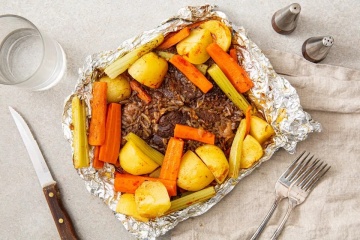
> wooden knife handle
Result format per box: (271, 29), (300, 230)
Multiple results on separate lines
(43, 183), (79, 240)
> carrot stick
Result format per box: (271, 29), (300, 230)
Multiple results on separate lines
(169, 55), (213, 93)
(157, 27), (190, 50)
(129, 80), (152, 104)
(92, 146), (104, 169)
(174, 124), (215, 144)
(159, 137), (184, 181)
(245, 106), (252, 136)
(229, 48), (238, 63)
(114, 173), (177, 196)
(88, 82), (107, 145)
(99, 103), (121, 164)
(206, 43), (254, 93)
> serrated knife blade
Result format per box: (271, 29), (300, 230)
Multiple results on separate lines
(9, 106), (78, 240)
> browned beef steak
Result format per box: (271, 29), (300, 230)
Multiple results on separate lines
(121, 65), (243, 154)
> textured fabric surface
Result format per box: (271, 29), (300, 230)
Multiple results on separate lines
(263, 49), (360, 113)
(1, 1), (359, 240)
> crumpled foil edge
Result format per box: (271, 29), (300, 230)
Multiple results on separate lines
(61, 4), (321, 240)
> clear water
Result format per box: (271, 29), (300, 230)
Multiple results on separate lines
(0, 28), (43, 83)
(0, 28), (66, 90)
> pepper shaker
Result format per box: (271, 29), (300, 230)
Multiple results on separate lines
(302, 36), (334, 63)
(272, 3), (301, 34)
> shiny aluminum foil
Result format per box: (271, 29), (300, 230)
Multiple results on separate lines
(62, 4), (321, 240)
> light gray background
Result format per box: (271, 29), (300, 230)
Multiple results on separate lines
(1, 1), (359, 240)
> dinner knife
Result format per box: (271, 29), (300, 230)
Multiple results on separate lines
(9, 106), (78, 240)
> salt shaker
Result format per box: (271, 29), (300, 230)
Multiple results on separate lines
(302, 36), (334, 63)
(272, 3), (301, 35)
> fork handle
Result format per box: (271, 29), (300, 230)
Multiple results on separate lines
(270, 199), (296, 240)
(249, 196), (283, 240)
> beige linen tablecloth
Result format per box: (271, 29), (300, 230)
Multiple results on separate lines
(1, 1), (360, 240)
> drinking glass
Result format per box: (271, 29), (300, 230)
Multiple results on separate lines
(0, 14), (66, 91)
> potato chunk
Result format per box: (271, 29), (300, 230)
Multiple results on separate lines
(177, 150), (215, 191)
(241, 135), (264, 169)
(128, 52), (168, 89)
(250, 116), (275, 144)
(176, 28), (213, 64)
(200, 20), (232, 52)
(116, 193), (149, 222)
(195, 144), (229, 184)
(119, 140), (159, 175)
(99, 75), (131, 103)
(135, 181), (171, 218)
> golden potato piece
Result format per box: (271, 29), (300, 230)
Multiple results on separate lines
(250, 116), (275, 144)
(241, 135), (264, 169)
(177, 150), (215, 191)
(135, 181), (171, 218)
(128, 52), (168, 89)
(195, 144), (229, 184)
(200, 20), (232, 52)
(99, 75), (131, 103)
(176, 28), (213, 64)
(116, 193), (149, 222)
(119, 140), (159, 175)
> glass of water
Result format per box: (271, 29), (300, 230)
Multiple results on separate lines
(0, 15), (66, 91)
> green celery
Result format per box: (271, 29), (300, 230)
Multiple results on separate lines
(167, 186), (216, 213)
(207, 64), (250, 112)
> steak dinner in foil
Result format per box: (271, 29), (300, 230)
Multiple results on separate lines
(62, 5), (321, 239)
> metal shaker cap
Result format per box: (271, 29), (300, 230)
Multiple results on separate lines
(272, 3), (301, 34)
(302, 36), (334, 63)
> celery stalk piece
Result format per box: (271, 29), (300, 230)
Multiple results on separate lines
(207, 64), (250, 112)
(156, 51), (175, 61)
(195, 63), (209, 75)
(167, 186), (216, 214)
(104, 34), (164, 79)
(124, 132), (164, 165)
(71, 96), (90, 168)
(228, 119), (247, 178)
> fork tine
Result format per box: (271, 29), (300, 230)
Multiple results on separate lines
(286, 152), (313, 181)
(297, 159), (323, 188)
(282, 151), (306, 177)
(295, 158), (320, 187)
(303, 165), (331, 191)
(290, 155), (315, 182)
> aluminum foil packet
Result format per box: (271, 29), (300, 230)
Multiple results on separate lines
(62, 4), (321, 240)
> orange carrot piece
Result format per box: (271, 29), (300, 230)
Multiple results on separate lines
(206, 43), (254, 93)
(114, 173), (177, 196)
(129, 80), (152, 104)
(159, 137), (184, 181)
(157, 27), (190, 50)
(88, 82), (107, 146)
(92, 146), (104, 169)
(245, 106), (252, 136)
(99, 103), (121, 164)
(174, 124), (215, 144)
(169, 55), (213, 93)
(229, 48), (238, 63)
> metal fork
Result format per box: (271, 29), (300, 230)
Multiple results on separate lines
(250, 151), (314, 240)
(270, 157), (331, 239)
